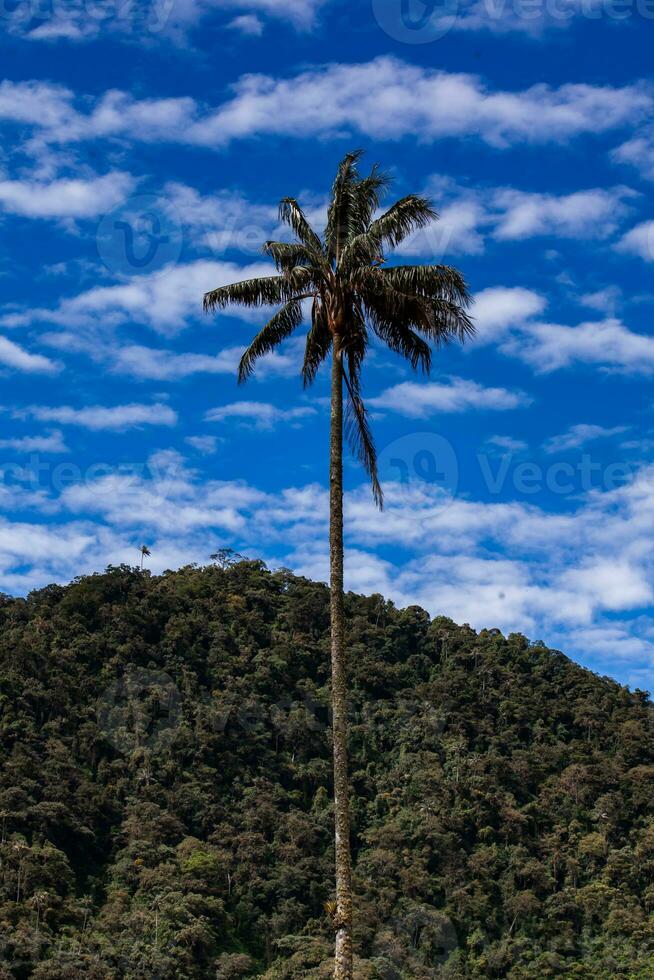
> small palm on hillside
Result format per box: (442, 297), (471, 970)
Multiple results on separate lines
(204, 150), (474, 979)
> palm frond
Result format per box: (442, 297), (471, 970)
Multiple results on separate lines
(338, 230), (384, 275)
(203, 153), (474, 515)
(423, 298), (476, 345)
(361, 280), (474, 347)
(263, 240), (321, 273)
(378, 264), (472, 306)
(342, 356), (383, 509)
(368, 195), (437, 249)
(367, 308), (432, 372)
(353, 163), (391, 233)
(326, 151), (364, 262)
(203, 275), (297, 314)
(238, 300), (305, 382)
(302, 298), (332, 387)
(278, 199), (324, 254)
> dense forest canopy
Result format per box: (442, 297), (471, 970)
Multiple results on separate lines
(0, 560), (653, 978)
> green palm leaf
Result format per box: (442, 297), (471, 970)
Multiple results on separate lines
(203, 150), (474, 505)
(238, 300), (305, 382)
(302, 299), (332, 387)
(203, 275), (295, 313)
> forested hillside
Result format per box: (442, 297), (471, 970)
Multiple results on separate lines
(1, 561), (653, 978)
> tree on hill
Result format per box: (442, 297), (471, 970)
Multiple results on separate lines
(203, 152), (473, 978)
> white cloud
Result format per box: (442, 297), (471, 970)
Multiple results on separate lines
(492, 186), (633, 240)
(26, 19), (87, 40)
(561, 561), (652, 613)
(159, 177), (631, 272)
(506, 317), (654, 374)
(185, 435), (220, 454)
(472, 286), (546, 343)
(615, 220), (654, 261)
(227, 13), (265, 34)
(396, 194), (488, 257)
(161, 182), (277, 254)
(455, 286), (654, 377)
(579, 286), (622, 313)
(0, 79), (74, 127)
(399, 179), (631, 259)
(183, 60), (651, 150)
(0, 431), (68, 453)
(15, 0), (325, 43)
(369, 377), (530, 416)
(2, 64), (649, 151)
(0, 336), (60, 374)
(7, 0), (639, 46)
(543, 423), (629, 454)
(15, 403), (177, 431)
(205, 401), (316, 428)
(0, 171), (135, 219)
(109, 345), (243, 380)
(2, 445), (654, 683)
(5, 259), (277, 334)
(612, 128), (654, 181)
(486, 435), (529, 453)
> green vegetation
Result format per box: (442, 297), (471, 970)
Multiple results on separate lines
(1, 560), (653, 978)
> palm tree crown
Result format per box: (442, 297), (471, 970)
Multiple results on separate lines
(203, 151), (474, 506)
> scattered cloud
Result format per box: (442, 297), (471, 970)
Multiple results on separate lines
(185, 435), (220, 454)
(0, 171), (135, 219)
(205, 401), (316, 428)
(3, 450), (654, 681)
(612, 128), (654, 181)
(2, 64), (649, 152)
(109, 345), (243, 380)
(491, 186), (634, 240)
(472, 286), (546, 343)
(12, 0), (326, 44)
(0, 430), (68, 453)
(3, 259), (277, 335)
(14, 403), (177, 431)
(615, 220), (654, 261)
(401, 178), (635, 258)
(0, 336), (60, 374)
(543, 423), (629, 454)
(579, 286), (622, 313)
(181, 61), (652, 150)
(486, 435), (529, 453)
(506, 317), (654, 374)
(227, 13), (265, 34)
(369, 377), (530, 416)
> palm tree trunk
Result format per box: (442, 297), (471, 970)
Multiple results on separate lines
(329, 342), (354, 979)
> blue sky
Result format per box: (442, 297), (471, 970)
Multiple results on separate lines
(1, 0), (654, 689)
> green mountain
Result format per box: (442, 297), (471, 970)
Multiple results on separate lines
(1, 561), (653, 979)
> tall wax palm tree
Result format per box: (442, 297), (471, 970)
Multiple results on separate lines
(203, 152), (474, 979)
(139, 545), (151, 570)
